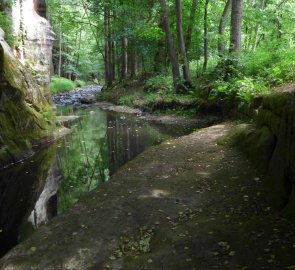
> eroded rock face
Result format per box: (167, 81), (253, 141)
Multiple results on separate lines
(28, 160), (61, 228)
(0, 28), (53, 167)
(11, 0), (54, 93)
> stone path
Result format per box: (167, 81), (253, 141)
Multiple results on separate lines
(1, 124), (295, 270)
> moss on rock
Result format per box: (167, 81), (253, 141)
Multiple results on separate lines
(224, 87), (295, 220)
(0, 28), (54, 167)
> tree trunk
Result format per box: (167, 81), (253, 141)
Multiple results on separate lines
(277, 13), (282, 39)
(229, 0), (244, 58)
(175, 0), (191, 84)
(218, 0), (232, 57)
(58, 22), (62, 77)
(112, 41), (116, 81)
(75, 28), (82, 70)
(159, 0), (180, 88)
(121, 37), (128, 80)
(104, 7), (113, 87)
(185, 0), (198, 53)
(154, 22), (165, 73)
(108, 27), (114, 82)
(154, 38), (165, 73)
(129, 43), (137, 78)
(252, 0), (266, 51)
(203, 0), (209, 70)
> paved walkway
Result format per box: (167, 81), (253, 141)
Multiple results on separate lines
(1, 124), (295, 270)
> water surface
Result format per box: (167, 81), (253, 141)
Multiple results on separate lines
(0, 106), (196, 257)
(56, 106), (174, 212)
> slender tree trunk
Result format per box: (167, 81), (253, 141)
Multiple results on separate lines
(154, 22), (165, 73)
(185, 0), (198, 52)
(58, 22), (62, 77)
(229, 0), (244, 58)
(252, 0), (266, 51)
(130, 52), (137, 78)
(112, 41), (116, 80)
(203, 0), (209, 70)
(154, 38), (165, 73)
(247, 26), (254, 51)
(121, 37), (128, 80)
(108, 28), (113, 82)
(104, 8), (109, 85)
(159, 0), (180, 88)
(277, 13), (282, 39)
(129, 42), (137, 78)
(252, 24), (259, 51)
(75, 28), (82, 69)
(104, 7), (113, 87)
(218, 0), (232, 57)
(175, 0), (191, 84)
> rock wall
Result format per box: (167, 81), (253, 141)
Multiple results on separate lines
(0, 145), (56, 257)
(0, 28), (54, 168)
(228, 86), (295, 219)
(11, 0), (54, 94)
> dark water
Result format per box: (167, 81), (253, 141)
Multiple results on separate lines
(0, 106), (197, 257)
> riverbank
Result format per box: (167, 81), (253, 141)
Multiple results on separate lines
(1, 123), (295, 269)
(53, 84), (222, 129)
(97, 78), (221, 118)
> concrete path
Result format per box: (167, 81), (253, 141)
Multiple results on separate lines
(1, 124), (295, 270)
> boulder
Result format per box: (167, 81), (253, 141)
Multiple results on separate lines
(80, 95), (97, 104)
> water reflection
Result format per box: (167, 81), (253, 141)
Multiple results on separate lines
(0, 146), (57, 257)
(56, 107), (171, 212)
(28, 160), (61, 228)
(0, 106), (195, 257)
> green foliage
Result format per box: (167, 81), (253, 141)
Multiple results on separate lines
(118, 93), (138, 107)
(57, 107), (110, 211)
(49, 76), (77, 93)
(207, 42), (295, 110)
(241, 46), (295, 85)
(49, 0), (295, 111)
(48, 0), (103, 80)
(49, 76), (90, 93)
(0, 11), (14, 46)
(75, 79), (87, 87)
(143, 75), (173, 93)
(210, 77), (268, 108)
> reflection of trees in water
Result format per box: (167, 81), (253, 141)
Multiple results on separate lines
(57, 111), (109, 213)
(56, 109), (172, 214)
(0, 108), (187, 257)
(107, 114), (149, 175)
(0, 146), (57, 257)
(28, 159), (61, 229)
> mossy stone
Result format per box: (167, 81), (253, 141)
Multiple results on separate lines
(0, 27), (54, 166)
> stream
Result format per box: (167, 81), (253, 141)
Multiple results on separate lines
(0, 98), (198, 257)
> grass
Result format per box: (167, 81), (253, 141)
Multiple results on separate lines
(49, 76), (91, 94)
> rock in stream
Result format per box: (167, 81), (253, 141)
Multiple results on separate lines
(53, 85), (102, 106)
